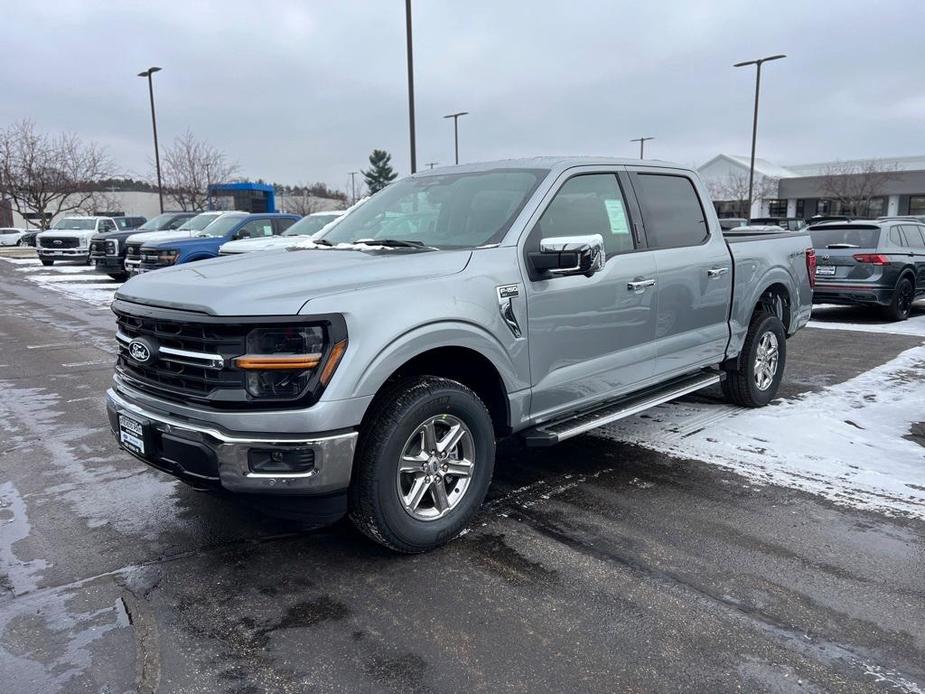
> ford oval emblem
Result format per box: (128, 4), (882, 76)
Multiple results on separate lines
(128, 339), (153, 363)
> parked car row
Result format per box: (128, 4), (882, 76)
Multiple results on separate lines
(35, 215), (147, 266)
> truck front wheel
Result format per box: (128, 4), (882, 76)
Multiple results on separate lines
(40, 258), (54, 266)
(722, 311), (786, 408)
(349, 376), (496, 553)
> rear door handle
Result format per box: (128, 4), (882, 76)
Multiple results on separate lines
(627, 278), (656, 292)
(707, 267), (729, 278)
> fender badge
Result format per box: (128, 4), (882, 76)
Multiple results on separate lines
(497, 284), (520, 300)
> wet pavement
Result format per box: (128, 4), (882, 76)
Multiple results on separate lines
(1, 260), (923, 693)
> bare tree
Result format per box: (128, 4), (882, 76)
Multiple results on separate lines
(281, 187), (319, 216)
(817, 160), (900, 217)
(706, 170), (779, 217)
(0, 119), (112, 229)
(161, 130), (237, 211)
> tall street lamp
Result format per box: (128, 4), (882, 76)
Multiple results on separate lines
(734, 54), (786, 219)
(443, 112), (468, 165)
(348, 171), (359, 204)
(137, 66), (164, 213)
(630, 136), (654, 159)
(404, 0), (417, 174)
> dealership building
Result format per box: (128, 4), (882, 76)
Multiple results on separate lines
(698, 154), (925, 220)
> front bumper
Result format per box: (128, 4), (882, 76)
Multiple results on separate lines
(38, 248), (89, 259)
(92, 255), (124, 271)
(106, 387), (358, 496)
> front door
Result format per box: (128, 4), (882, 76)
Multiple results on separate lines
(627, 169), (733, 377)
(522, 170), (658, 422)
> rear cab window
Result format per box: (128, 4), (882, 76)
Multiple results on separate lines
(631, 173), (708, 249)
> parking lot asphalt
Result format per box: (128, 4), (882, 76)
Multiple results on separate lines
(1, 257), (924, 693)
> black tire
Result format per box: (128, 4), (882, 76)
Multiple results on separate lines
(722, 311), (787, 408)
(40, 258), (54, 266)
(349, 376), (496, 553)
(884, 276), (914, 322)
(108, 272), (129, 282)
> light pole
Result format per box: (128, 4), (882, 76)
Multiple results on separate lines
(404, 0), (417, 174)
(734, 53), (786, 219)
(348, 171), (359, 204)
(137, 67), (164, 213)
(630, 136), (654, 159)
(443, 112), (468, 165)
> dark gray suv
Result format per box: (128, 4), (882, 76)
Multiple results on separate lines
(811, 220), (925, 320)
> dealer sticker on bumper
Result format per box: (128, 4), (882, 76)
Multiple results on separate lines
(119, 414), (145, 455)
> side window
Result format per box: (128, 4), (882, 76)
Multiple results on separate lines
(275, 217), (296, 234)
(633, 173), (707, 249)
(167, 216), (186, 229)
(236, 218), (274, 239)
(889, 227), (906, 246)
(902, 225), (925, 249)
(98, 219), (116, 232)
(531, 173), (634, 257)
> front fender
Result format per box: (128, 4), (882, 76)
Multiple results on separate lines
(347, 320), (522, 400)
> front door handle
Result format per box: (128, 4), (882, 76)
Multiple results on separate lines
(627, 278), (656, 293)
(707, 266), (729, 278)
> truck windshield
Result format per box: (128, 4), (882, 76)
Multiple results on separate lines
(282, 215), (341, 237)
(809, 226), (881, 249)
(133, 214), (175, 231)
(176, 213), (222, 232)
(320, 169), (548, 249)
(195, 216), (247, 238)
(52, 218), (96, 230)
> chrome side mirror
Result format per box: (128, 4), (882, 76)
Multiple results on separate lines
(531, 234), (606, 278)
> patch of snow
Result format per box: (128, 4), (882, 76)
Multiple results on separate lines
(598, 345), (925, 519)
(0, 257), (41, 265)
(807, 318), (925, 337)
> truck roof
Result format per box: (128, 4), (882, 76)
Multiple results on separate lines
(413, 156), (692, 177)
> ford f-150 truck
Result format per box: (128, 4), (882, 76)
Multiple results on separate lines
(90, 212), (196, 280)
(136, 213), (300, 272)
(123, 211), (237, 275)
(106, 157), (814, 553)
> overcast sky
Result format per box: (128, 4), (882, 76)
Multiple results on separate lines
(3, 0), (923, 193)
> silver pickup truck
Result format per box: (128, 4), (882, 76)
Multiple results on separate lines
(106, 157), (814, 552)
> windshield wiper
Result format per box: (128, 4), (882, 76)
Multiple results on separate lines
(311, 238), (333, 246)
(350, 238), (435, 249)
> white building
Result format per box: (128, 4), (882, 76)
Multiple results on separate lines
(698, 154), (925, 220)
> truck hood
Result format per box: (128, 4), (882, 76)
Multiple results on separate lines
(219, 236), (304, 254)
(125, 230), (193, 245)
(115, 247), (472, 315)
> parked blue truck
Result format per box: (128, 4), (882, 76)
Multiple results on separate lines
(137, 213), (299, 272)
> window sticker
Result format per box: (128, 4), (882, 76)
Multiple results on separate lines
(604, 199), (630, 235)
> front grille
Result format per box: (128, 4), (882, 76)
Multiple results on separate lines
(115, 309), (247, 401)
(40, 236), (79, 249)
(140, 252), (161, 265)
(90, 240), (109, 256)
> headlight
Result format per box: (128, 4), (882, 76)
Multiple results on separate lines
(106, 239), (119, 255)
(234, 326), (346, 399)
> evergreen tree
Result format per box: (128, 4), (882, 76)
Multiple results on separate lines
(363, 149), (398, 194)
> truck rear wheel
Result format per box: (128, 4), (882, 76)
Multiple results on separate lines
(722, 311), (786, 408)
(349, 376), (495, 553)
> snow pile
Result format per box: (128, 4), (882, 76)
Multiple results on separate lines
(599, 344), (925, 519)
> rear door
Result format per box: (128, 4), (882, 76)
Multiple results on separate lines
(900, 225), (925, 291)
(522, 168), (658, 421)
(626, 168), (732, 378)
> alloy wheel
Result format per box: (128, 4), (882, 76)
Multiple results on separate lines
(396, 414), (475, 521)
(753, 331), (779, 392)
